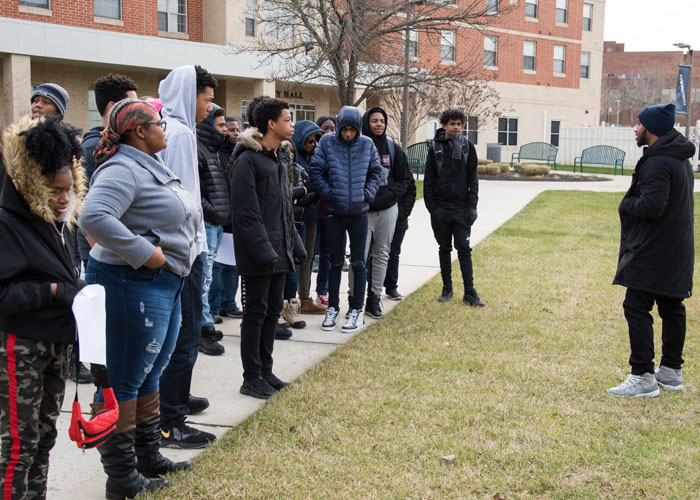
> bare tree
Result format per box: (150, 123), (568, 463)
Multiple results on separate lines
(381, 78), (505, 146)
(602, 67), (675, 126)
(236, 0), (513, 108)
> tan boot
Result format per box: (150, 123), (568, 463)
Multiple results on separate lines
(283, 298), (306, 329)
(300, 297), (327, 315)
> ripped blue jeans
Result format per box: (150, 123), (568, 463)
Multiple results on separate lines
(85, 258), (183, 402)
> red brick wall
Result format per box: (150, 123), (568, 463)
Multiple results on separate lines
(1, 0), (203, 42)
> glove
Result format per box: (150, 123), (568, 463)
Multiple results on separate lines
(54, 279), (87, 307)
(466, 209), (478, 226)
(262, 257), (279, 274)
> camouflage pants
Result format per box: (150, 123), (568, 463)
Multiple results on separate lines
(0, 333), (69, 500)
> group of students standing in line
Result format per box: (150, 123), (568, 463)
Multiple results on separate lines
(0, 64), (486, 500)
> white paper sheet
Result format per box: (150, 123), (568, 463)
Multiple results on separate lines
(215, 232), (236, 266)
(71, 284), (107, 365)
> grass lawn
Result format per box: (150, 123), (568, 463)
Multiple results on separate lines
(148, 192), (700, 500)
(416, 179), (423, 200)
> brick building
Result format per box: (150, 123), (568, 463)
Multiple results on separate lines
(600, 41), (698, 128)
(1, 0), (604, 159)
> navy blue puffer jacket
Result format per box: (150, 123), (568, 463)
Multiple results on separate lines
(308, 106), (382, 216)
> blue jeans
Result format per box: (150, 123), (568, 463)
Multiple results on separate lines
(384, 228), (406, 293)
(201, 223), (223, 327)
(284, 225), (306, 300)
(209, 262), (239, 312)
(325, 213), (368, 310)
(85, 258), (183, 403)
(159, 253), (205, 426)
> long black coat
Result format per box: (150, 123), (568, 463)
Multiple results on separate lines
(230, 128), (306, 277)
(197, 119), (230, 226)
(614, 129), (695, 298)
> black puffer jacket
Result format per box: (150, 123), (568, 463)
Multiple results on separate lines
(424, 128), (478, 215)
(614, 129), (695, 298)
(0, 116), (86, 344)
(231, 128), (306, 277)
(197, 110), (230, 226)
(396, 174), (417, 233)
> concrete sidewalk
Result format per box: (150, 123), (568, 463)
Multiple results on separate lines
(47, 174), (637, 499)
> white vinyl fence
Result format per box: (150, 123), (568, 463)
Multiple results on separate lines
(559, 126), (699, 169)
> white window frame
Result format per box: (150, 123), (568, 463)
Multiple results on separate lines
(245, 0), (256, 37)
(94, 0), (121, 19)
(486, 0), (498, 14)
(556, 0), (567, 24)
(550, 120), (561, 147)
(523, 41), (536, 71)
(554, 45), (566, 75)
(288, 103), (316, 122)
(440, 30), (456, 62)
(582, 3), (592, 31)
(525, 0), (537, 19)
(580, 51), (590, 79)
(404, 29), (419, 58)
(19, 0), (50, 8)
(158, 0), (187, 34)
(484, 35), (498, 68)
(264, 1), (294, 40)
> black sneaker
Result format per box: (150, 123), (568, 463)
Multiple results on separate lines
(365, 294), (382, 319)
(70, 362), (94, 384)
(240, 378), (278, 399)
(212, 314), (223, 324)
(187, 394), (210, 415)
(463, 289), (485, 307)
(220, 306), (244, 318)
(438, 287), (454, 302)
(160, 422), (216, 449)
(264, 373), (290, 390)
(386, 289), (403, 301)
(275, 323), (293, 340)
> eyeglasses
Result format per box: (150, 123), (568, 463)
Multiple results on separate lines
(143, 120), (167, 131)
(306, 138), (318, 145)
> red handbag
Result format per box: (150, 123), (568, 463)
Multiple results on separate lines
(68, 364), (119, 449)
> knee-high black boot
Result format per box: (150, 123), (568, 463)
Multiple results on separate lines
(95, 399), (169, 500)
(134, 392), (190, 477)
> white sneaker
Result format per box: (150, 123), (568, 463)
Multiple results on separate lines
(322, 307), (339, 331)
(341, 309), (365, 333)
(608, 373), (659, 398)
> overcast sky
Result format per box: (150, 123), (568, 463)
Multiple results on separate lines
(604, 0), (700, 52)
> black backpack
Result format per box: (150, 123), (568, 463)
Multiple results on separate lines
(433, 135), (470, 175)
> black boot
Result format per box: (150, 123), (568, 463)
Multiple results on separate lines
(135, 418), (191, 477)
(98, 430), (169, 500)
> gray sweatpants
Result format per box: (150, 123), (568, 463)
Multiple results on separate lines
(348, 204), (399, 298)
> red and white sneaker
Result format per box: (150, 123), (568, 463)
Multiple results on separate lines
(317, 293), (329, 306)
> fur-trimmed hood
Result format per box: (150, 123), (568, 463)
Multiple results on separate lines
(1, 115), (86, 228)
(240, 126), (263, 152)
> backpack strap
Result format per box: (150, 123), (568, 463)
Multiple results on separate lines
(387, 137), (395, 167)
(434, 141), (444, 175)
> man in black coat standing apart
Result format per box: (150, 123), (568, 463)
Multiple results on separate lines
(231, 98), (306, 400)
(609, 102), (695, 398)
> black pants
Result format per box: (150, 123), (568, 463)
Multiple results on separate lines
(159, 253), (205, 427)
(240, 273), (285, 381)
(430, 208), (474, 290)
(623, 288), (686, 375)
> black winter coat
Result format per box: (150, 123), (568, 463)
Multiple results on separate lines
(614, 129), (695, 298)
(231, 128), (306, 277)
(396, 174), (417, 233)
(424, 128), (479, 217)
(197, 120), (230, 226)
(0, 117), (86, 344)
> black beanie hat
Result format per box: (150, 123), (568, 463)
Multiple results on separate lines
(638, 103), (676, 137)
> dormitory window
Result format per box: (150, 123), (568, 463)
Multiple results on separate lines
(580, 52), (591, 79)
(289, 103), (316, 122)
(523, 41), (536, 71)
(525, 0), (537, 19)
(404, 30), (419, 58)
(583, 3), (593, 31)
(264, 2), (294, 40)
(245, 0), (255, 36)
(554, 45), (566, 74)
(19, 0), (49, 7)
(550, 120), (561, 147)
(498, 118), (518, 146)
(94, 0), (121, 19)
(484, 35), (498, 68)
(440, 30), (455, 62)
(462, 116), (479, 145)
(158, 0), (187, 34)
(556, 0), (567, 24)
(486, 0), (498, 14)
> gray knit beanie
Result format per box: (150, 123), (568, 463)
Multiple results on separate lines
(31, 83), (69, 117)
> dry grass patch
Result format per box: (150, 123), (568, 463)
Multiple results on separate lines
(147, 192), (700, 500)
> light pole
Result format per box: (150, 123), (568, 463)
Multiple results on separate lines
(615, 99), (621, 126)
(674, 42), (694, 138)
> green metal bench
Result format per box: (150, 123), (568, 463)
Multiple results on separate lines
(510, 142), (559, 170)
(406, 141), (430, 179)
(573, 145), (626, 175)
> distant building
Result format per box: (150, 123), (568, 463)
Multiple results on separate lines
(1, 0), (603, 159)
(601, 41), (698, 128)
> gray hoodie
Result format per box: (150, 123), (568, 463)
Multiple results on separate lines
(157, 65), (207, 254)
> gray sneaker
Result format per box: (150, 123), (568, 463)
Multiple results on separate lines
(608, 373), (659, 398)
(655, 365), (683, 390)
(322, 307), (339, 331)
